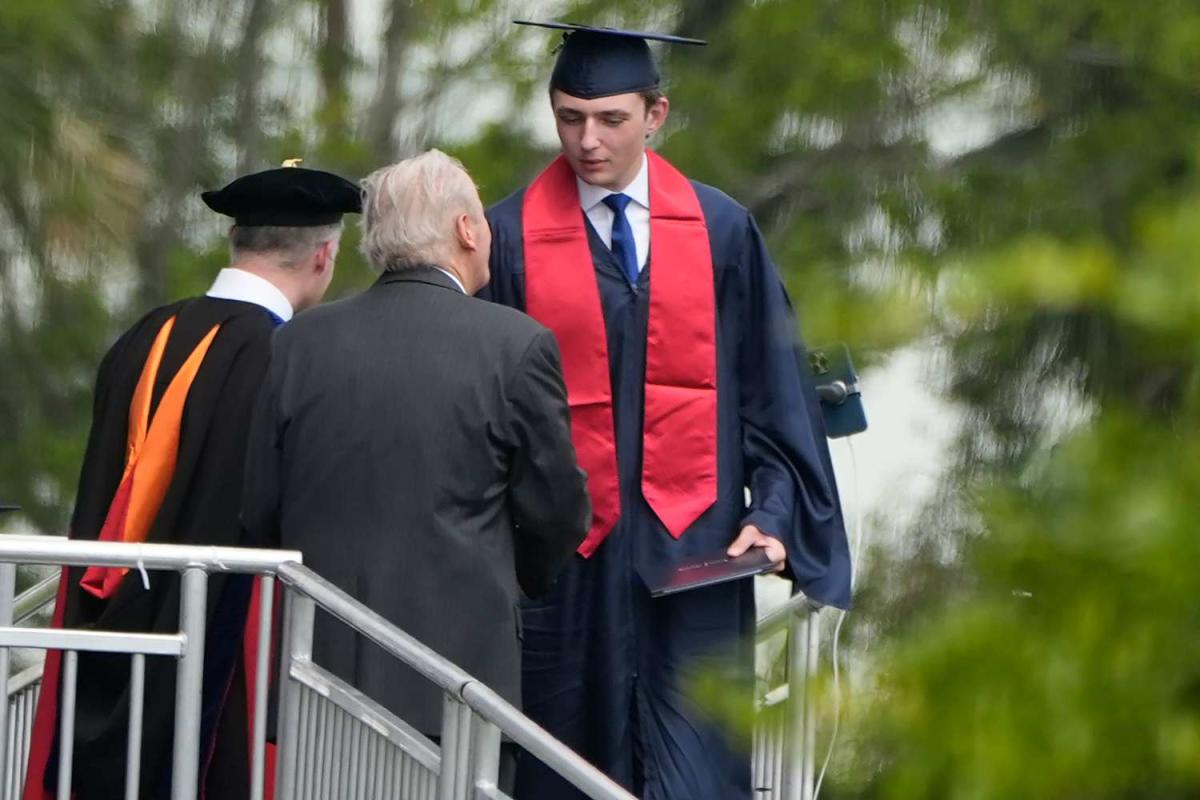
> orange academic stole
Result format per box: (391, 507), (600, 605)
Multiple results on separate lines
(80, 315), (222, 598)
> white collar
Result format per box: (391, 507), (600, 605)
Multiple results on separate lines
(433, 267), (467, 294)
(205, 268), (294, 322)
(576, 153), (650, 212)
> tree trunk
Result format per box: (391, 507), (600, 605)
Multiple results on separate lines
(366, 0), (413, 163)
(135, 0), (235, 309)
(234, 0), (274, 173)
(317, 0), (352, 153)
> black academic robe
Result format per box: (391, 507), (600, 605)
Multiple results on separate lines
(29, 296), (277, 800)
(484, 178), (851, 800)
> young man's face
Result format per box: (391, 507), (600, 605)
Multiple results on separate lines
(552, 89), (669, 191)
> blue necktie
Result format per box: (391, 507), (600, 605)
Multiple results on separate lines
(603, 193), (639, 285)
(266, 310), (285, 327)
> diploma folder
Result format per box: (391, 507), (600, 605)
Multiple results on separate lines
(648, 548), (776, 598)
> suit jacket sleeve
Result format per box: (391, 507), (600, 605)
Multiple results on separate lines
(736, 213), (852, 608)
(505, 328), (591, 598)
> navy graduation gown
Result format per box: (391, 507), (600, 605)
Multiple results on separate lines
(483, 178), (850, 800)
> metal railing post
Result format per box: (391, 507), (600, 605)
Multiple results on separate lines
(126, 653), (146, 800)
(171, 567), (209, 800)
(781, 605), (815, 800)
(57, 651), (78, 800)
(437, 694), (472, 800)
(0, 562), (15, 796)
(802, 608), (821, 799)
(250, 575), (275, 800)
(470, 713), (502, 798)
(276, 589), (314, 800)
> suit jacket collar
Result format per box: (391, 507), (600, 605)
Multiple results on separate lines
(376, 265), (464, 293)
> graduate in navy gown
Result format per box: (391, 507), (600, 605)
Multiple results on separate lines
(482, 21), (853, 800)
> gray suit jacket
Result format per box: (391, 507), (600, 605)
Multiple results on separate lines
(242, 266), (590, 732)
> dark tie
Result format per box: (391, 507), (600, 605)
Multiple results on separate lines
(266, 310), (285, 327)
(602, 193), (639, 285)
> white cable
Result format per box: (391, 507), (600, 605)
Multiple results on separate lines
(813, 436), (864, 799)
(135, 545), (151, 591)
(209, 547), (231, 573)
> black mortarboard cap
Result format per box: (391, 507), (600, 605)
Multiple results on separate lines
(202, 162), (362, 227)
(515, 20), (706, 100)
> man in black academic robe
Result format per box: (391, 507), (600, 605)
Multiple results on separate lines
(24, 165), (360, 800)
(483, 24), (852, 800)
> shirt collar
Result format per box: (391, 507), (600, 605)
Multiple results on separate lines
(576, 153), (650, 212)
(205, 268), (294, 322)
(433, 267), (467, 294)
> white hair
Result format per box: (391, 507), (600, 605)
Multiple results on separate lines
(359, 149), (482, 274)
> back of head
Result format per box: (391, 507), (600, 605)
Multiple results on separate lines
(360, 150), (483, 274)
(229, 223), (343, 268)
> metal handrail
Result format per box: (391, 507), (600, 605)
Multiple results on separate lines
(0, 627), (185, 656)
(0, 535), (302, 573)
(13, 575), (57, 625)
(0, 538), (303, 800)
(757, 591), (822, 639)
(277, 563), (473, 698)
(276, 561), (635, 800)
(1, 544), (634, 800)
(4, 550), (818, 800)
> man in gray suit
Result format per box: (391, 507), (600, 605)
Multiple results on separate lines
(242, 150), (590, 742)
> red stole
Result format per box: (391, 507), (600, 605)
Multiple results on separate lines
(523, 151), (717, 556)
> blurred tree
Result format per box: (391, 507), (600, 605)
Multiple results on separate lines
(0, 0), (145, 531)
(0, 0), (531, 530)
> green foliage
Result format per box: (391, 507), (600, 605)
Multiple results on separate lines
(444, 122), (554, 206)
(838, 407), (1200, 798)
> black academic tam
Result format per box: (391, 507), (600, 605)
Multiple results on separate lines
(202, 165), (362, 227)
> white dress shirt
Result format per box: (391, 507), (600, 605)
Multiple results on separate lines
(577, 154), (650, 272)
(206, 268), (294, 322)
